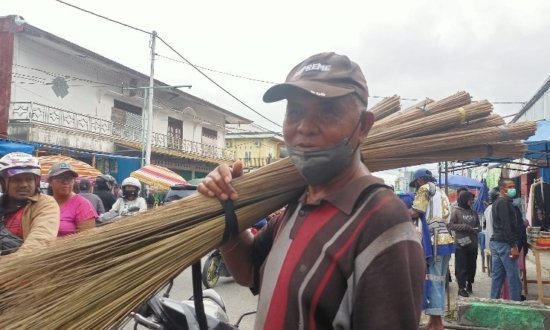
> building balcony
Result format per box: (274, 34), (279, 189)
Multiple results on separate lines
(9, 102), (235, 162)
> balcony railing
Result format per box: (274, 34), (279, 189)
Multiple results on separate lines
(9, 102), (235, 161)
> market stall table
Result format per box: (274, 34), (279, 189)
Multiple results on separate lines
(527, 243), (550, 304)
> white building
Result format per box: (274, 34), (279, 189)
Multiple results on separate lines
(0, 15), (251, 180)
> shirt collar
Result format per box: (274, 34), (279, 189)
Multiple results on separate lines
(299, 175), (386, 215)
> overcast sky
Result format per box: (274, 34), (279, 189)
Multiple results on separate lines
(5, 0), (550, 133)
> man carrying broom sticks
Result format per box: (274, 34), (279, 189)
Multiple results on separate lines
(409, 168), (454, 330)
(199, 52), (425, 329)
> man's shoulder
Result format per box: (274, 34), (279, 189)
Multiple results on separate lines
(324, 174), (390, 214)
(29, 193), (55, 204)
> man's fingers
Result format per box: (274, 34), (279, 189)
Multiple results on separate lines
(231, 160), (244, 180)
(197, 164), (239, 200)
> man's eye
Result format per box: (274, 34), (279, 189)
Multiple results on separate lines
(285, 108), (303, 121)
(318, 109), (340, 121)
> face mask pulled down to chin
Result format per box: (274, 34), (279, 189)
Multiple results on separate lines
(287, 112), (365, 187)
(288, 137), (356, 187)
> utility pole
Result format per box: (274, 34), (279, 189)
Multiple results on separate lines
(144, 31), (157, 166)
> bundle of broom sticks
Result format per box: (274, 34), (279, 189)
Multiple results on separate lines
(0, 91), (537, 329)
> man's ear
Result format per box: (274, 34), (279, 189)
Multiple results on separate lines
(359, 111), (375, 138)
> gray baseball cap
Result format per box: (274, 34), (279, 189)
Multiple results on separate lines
(48, 162), (78, 179)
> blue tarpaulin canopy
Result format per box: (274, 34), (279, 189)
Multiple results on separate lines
(437, 174), (483, 189)
(0, 140), (35, 155)
(473, 179), (489, 213)
(525, 120), (550, 167)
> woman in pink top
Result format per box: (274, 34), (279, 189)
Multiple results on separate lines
(47, 162), (96, 236)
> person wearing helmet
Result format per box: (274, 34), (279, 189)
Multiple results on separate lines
(409, 168), (454, 330)
(94, 174), (117, 212)
(0, 152), (60, 255)
(48, 162), (97, 236)
(110, 177), (147, 215)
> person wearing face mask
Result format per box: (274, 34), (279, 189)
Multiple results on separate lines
(198, 52), (425, 329)
(490, 178), (522, 301)
(448, 191), (480, 298)
(409, 168), (454, 330)
(0, 152), (59, 255)
(110, 177), (147, 216)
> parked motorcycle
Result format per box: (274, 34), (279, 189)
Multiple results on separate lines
(201, 249), (231, 289)
(201, 218), (268, 289)
(131, 278), (255, 330)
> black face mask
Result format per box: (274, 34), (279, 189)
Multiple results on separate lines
(287, 113), (363, 186)
(123, 188), (139, 200)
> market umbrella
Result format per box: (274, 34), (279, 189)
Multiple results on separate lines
(131, 164), (187, 190)
(38, 155), (102, 183)
(473, 179), (489, 214)
(437, 174), (483, 189)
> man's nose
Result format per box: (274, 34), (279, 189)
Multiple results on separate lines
(296, 113), (320, 135)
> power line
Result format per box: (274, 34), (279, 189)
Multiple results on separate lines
(156, 35), (282, 129)
(56, 0), (151, 35)
(156, 54), (277, 85)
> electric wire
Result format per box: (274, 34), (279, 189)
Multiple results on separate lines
(56, 0), (151, 35)
(156, 54), (277, 85)
(156, 35), (282, 129)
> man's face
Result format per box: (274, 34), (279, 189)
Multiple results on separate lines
(415, 178), (425, 189)
(282, 92), (372, 152)
(501, 180), (515, 195)
(6, 173), (37, 200)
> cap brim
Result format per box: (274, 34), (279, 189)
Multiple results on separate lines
(49, 169), (78, 178)
(263, 81), (354, 103)
(409, 179), (417, 188)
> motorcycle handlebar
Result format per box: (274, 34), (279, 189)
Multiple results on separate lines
(129, 312), (164, 330)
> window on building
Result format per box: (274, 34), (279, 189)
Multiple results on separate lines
(168, 117), (183, 150)
(202, 127), (218, 140)
(112, 100), (142, 140)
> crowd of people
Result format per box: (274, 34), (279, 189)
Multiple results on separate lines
(0, 152), (146, 256)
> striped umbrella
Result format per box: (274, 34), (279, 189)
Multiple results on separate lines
(130, 164), (187, 190)
(38, 155), (102, 183)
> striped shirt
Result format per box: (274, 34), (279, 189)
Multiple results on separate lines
(251, 175), (425, 329)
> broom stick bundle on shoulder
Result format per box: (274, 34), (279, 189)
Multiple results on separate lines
(373, 91), (471, 129)
(0, 91), (537, 329)
(368, 95), (400, 121)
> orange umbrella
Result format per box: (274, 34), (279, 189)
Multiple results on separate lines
(131, 164), (187, 190)
(39, 155), (102, 182)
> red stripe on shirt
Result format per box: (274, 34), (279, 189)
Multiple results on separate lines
(308, 194), (394, 330)
(263, 204), (338, 330)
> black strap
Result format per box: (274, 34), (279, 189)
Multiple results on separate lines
(191, 261), (208, 330)
(220, 199), (239, 243)
(352, 183), (391, 212)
